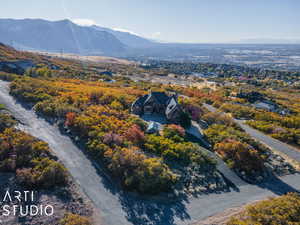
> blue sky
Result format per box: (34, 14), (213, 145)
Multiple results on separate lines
(1, 0), (299, 43)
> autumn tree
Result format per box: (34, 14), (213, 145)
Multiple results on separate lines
(215, 139), (263, 174)
(163, 124), (185, 142)
(65, 112), (77, 127)
(16, 158), (67, 188)
(102, 132), (123, 147)
(124, 124), (146, 146)
(89, 91), (103, 104)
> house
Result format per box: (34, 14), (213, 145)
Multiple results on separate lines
(0, 60), (34, 75)
(237, 91), (264, 103)
(99, 70), (113, 76)
(131, 91), (182, 123)
(253, 101), (276, 111)
(252, 100), (290, 115)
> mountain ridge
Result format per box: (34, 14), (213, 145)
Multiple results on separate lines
(91, 25), (156, 48)
(0, 18), (126, 55)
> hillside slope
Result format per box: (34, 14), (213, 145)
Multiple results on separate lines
(0, 18), (125, 54)
(92, 25), (155, 48)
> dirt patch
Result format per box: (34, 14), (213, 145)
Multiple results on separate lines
(35, 52), (135, 65)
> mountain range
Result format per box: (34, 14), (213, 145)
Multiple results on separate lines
(0, 18), (155, 55)
(1, 18), (300, 59)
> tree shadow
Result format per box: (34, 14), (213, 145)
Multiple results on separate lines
(79, 155), (193, 225)
(257, 172), (300, 195)
(219, 173), (241, 193)
(117, 192), (191, 225)
(86, 159), (239, 225)
(13, 98), (35, 110)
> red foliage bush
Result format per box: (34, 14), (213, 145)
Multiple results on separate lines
(124, 125), (146, 146)
(102, 132), (123, 147)
(65, 112), (76, 127)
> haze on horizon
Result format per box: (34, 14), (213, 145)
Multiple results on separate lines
(1, 0), (300, 44)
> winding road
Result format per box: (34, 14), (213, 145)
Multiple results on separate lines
(237, 122), (300, 162)
(1, 80), (300, 225)
(203, 103), (300, 163)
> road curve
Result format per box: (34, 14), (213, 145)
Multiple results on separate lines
(1, 81), (300, 225)
(236, 121), (300, 162)
(203, 103), (300, 163)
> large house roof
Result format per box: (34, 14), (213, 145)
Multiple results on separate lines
(145, 92), (170, 105)
(133, 94), (149, 106)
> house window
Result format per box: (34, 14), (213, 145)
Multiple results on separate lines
(144, 106), (153, 113)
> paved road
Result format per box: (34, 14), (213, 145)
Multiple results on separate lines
(236, 121), (300, 162)
(202, 149), (248, 187)
(1, 81), (300, 225)
(203, 103), (300, 163)
(187, 122), (247, 186)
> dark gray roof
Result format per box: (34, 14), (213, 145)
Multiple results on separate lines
(145, 92), (170, 105)
(133, 94), (149, 106)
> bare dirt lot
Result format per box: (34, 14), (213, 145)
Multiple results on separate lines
(33, 51), (135, 65)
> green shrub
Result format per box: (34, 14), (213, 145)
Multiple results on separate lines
(0, 72), (18, 81)
(215, 139), (264, 175)
(0, 113), (16, 132)
(135, 158), (177, 193)
(227, 193), (300, 225)
(145, 134), (215, 165)
(163, 124), (185, 142)
(17, 158), (68, 188)
(0, 128), (68, 189)
(60, 213), (91, 225)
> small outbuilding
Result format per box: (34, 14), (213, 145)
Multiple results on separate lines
(146, 122), (160, 134)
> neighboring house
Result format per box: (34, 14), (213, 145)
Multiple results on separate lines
(99, 70), (113, 76)
(0, 60), (34, 74)
(253, 100), (290, 115)
(237, 91), (264, 103)
(131, 91), (182, 123)
(253, 101), (276, 111)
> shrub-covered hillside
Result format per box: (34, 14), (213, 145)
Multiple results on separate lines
(0, 108), (94, 224)
(8, 76), (219, 194)
(0, 110), (68, 188)
(227, 193), (300, 225)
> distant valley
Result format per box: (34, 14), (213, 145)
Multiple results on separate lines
(1, 18), (300, 71)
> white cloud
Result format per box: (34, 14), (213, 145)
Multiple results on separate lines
(151, 32), (161, 38)
(112, 28), (139, 36)
(71, 19), (141, 36)
(72, 18), (97, 26)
